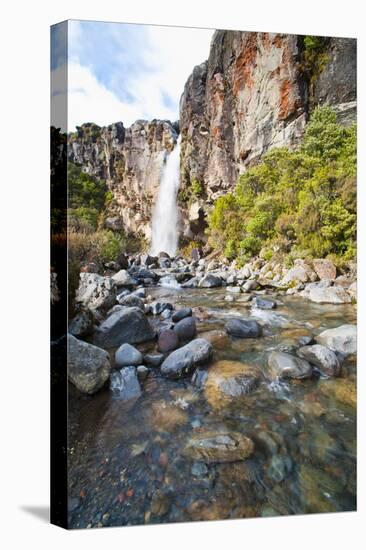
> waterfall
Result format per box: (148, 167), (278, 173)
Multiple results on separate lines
(150, 136), (181, 257)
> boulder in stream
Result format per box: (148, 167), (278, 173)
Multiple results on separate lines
(267, 351), (313, 380)
(225, 318), (262, 338)
(94, 306), (155, 348)
(297, 344), (341, 377)
(160, 338), (213, 378)
(182, 431), (254, 463)
(68, 334), (110, 394)
(316, 324), (357, 356)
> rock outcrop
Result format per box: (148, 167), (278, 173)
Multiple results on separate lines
(68, 120), (178, 238)
(179, 31), (356, 238)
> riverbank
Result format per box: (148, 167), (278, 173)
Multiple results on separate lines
(62, 251), (356, 527)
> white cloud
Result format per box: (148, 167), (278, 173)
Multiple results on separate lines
(64, 22), (214, 131)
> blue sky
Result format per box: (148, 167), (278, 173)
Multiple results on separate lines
(51, 20), (214, 131)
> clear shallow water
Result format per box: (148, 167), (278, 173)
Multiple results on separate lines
(68, 289), (356, 528)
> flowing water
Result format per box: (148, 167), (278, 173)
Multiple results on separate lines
(68, 289), (356, 528)
(150, 136), (181, 257)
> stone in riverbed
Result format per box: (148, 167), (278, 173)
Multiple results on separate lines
(171, 307), (192, 323)
(316, 324), (356, 356)
(204, 361), (261, 410)
(148, 301), (173, 316)
(110, 366), (141, 400)
(198, 274), (222, 288)
(253, 296), (276, 309)
(267, 455), (293, 482)
(160, 338), (213, 378)
(136, 365), (149, 381)
(68, 334), (110, 394)
(182, 431), (254, 463)
(267, 351), (313, 380)
(115, 343), (143, 368)
(182, 276), (201, 288)
(157, 329), (179, 353)
(297, 344), (341, 378)
(225, 318), (262, 338)
(242, 279), (258, 292)
(94, 306), (154, 348)
(174, 316), (197, 342)
(144, 353), (164, 367)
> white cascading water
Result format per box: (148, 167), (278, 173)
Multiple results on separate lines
(150, 135), (181, 257)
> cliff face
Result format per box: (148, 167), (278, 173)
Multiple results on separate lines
(68, 120), (178, 238)
(180, 32), (356, 204)
(68, 30), (356, 244)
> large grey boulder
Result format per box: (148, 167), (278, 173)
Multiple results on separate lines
(160, 338), (213, 378)
(68, 334), (110, 394)
(316, 324), (357, 356)
(198, 274), (222, 288)
(94, 306), (154, 348)
(173, 317), (197, 342)
(110, 366), (141, 400)
(267, 351), (312, 380)
(297, 344), (340, 378)
(117, 293), (145, 310)
(115, 343), (143, 368)
(111, 269), (137, 287)
(225, 318), (262, 338)
(300, 281), (352, 303)
(75, 273), (116, 312)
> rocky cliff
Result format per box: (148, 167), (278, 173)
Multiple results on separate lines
(68, 31), (356, 244)
(68, 119), (178, 238)
(179, 32), (356, 212)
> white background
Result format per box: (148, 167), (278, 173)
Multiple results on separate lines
(0, 0), (364, 548)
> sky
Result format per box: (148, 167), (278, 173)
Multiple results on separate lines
(51, 20), (214, 131)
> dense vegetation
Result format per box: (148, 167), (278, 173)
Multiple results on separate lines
(207, 107), (356, 266)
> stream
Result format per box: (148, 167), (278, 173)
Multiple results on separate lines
(68, 287), (356, 528)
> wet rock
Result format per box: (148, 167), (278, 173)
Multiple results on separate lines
(160, 338), (213, 378)
(95, 306), (154, 348)
(136, 365), (149, 381)
(198, 274), (222, 288)
(312, 258), (337, 280)
(157, 329), (179, 353)
(151, 490), (171, 517)
(191, 461), (209, 477)
(225, 318), (262, 338)
(110, 366), (141, 400)
(140, 253), (158, 266)
(298, 335), (314, 346)
(319, 378), (356, 407)
(111, 269), (137, 287)
(301, 281), (351, 304)
(160, 308), (172, 320)
(267, 351), (312, 380)
(117, 293), (145, 310)
(316, 324), (356, 356)
(115, 343), (143, 368)
(75, 273), (116, 312)
(148, 302), (173, 316)
(205, 361), (261, 410)
(68, 497), (80, 513)
(253, 296), (276, 309)
(267, 455), (292, 482)
(182, 431), (254, 463)
(68, 310), (94, 337)
(174, 316), (197, 342)
(172, 307), (192, 322)
(68, 334), (110, 394)
(297, 344), (341, 378)
(144, 353), (164, 367)
(191, 367), (208, 388)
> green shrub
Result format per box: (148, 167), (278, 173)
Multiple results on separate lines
(207, 106), (356, 263)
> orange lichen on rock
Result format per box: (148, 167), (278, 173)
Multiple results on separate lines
(232, 33), (258, 95)
(279, 79), (294, 120)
